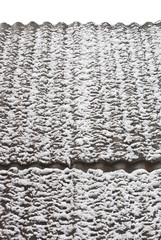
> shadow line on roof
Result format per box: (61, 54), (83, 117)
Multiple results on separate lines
(0, 160), (161, 172)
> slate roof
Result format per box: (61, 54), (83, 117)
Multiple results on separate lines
(0, 22), (161, 167)
(0, 22), (161, 239)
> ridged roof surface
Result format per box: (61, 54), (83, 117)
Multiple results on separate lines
(1, 22), (161, 239)
(0, 168), (161, 239)
(1, 22), (161, 166)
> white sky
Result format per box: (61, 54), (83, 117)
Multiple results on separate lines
(0, 0), (161, 25)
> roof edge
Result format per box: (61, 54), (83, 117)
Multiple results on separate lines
(1, 20), (161, 31)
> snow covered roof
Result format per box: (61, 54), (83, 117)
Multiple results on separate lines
(1, 21), (161, 167)
(0, 168), (161, 239)
(0, 22), (161, 239)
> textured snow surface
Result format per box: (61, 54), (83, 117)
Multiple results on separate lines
(0, 168), (161, 239)
(1, 22), (161, 164)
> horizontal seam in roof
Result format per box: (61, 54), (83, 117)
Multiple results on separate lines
(0, 161), (161, 172)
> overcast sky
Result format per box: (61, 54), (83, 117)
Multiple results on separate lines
(0, 0), (161, 25)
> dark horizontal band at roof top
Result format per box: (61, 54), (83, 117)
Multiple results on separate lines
(1, 20), (161, 30)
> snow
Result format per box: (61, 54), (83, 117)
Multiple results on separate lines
(0, 22), (161, 238)
(0, 22), (161, 164)
(0, 167), (161, 239)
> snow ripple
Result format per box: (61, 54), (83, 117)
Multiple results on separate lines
(0, 168), (161, 239)
(0, 22), (161, 164)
